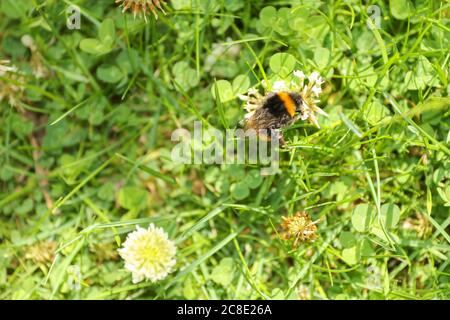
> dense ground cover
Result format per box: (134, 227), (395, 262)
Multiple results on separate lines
(0, 0), (449, 299)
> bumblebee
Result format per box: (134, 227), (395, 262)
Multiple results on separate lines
(243, 91), (304, 144)
(245, 91), (302, 130)
(239, 72), (327, 144)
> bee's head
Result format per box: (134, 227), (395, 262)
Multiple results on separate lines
(288, 92), (303, 114)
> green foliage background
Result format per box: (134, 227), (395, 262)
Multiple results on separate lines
(0, 0), (449, 299)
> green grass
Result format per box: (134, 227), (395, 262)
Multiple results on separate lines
(0, 0), (449, 300)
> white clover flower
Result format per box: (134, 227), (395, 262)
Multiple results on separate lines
(118, 224), (176, 283)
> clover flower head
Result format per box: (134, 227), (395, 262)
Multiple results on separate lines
(21, 35), (48, 78)
(118, 224), (176, 283)
(281, 211), (319, 247)
(402, 213), (432, 239)
(25, 240), (57, 264)
(297, 284), (311, 300)
(116, 0), (167, 21)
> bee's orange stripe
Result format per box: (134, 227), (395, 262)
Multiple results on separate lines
(277, 92), (296, 117)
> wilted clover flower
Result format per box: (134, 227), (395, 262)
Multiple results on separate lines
(297, 284), (311, 300)
(25, 240), (57, 264)
(118, 224), (176, 283)
(90, 243), (119, 263)
(0, 59), (25, 109)
(402, 212), (432, 239)
(239, 70), (328, 128)
(116, 0), (167, 21)
(21, 35), (48, 79)
(281, 211), (319, 247)
(0, 60), (17, 74)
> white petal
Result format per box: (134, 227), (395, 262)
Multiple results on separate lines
(248, 87), (258, 95)
(293, 70), (305, 79)
(261, 80), (269, 89)
(273, 80), (288, 92)
(314, 107), (329, 117)
(310, 114), (320, 128)
(238, 94), (249, 101)
(311, 85), (322, 96)
(300, 112), (309, 121)
(308, 71), (320, 83)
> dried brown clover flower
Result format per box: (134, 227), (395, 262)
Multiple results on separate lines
(25, 240), (57, 264)
(115, 0), (167, 21)
(402, 212), (432, 238)
(90, 243), (119, 263)
(0, 60), (25, 109)
(281, 211), (319, 247)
